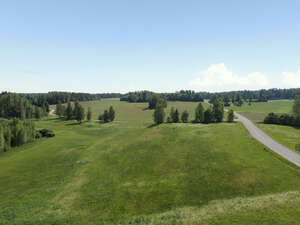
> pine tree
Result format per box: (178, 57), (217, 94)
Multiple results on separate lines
(75, 105), (85, 124)
(35, 106), (41, 120)
(108, 106), (115, 122)
(66, 102), (73, 120)
(213, 99), (224, 122)
(293, 96), (300, 118)
(204, 108), (214, 124)
(103, 110), (110, 123)
(87, 107), (92, 121)
(227, 109), (234, 122)
(173, 109), (180, 123)
(153, 105), (165, 125)
(181, 110), (189, 123)
(195, 103), (204, 123)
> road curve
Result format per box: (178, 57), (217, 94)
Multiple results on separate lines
(235, 112), (300, 167)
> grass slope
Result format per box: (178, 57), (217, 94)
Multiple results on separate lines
(1, 99), (300, 224)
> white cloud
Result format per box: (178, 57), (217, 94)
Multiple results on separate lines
(281, 70), (300, 88)
(189, 63), (271, 92)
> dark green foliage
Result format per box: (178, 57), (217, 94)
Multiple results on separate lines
(227, 109), (234, 122)
(263, 113), (298, 126)
(169, 107), (179, 123)
(25, 91), (102, 105)
(75, 105), (85, 123)
(56, 101), (64, 117)
(34, 106), (42, 120)
(0, 118), (36, 152)
(98, 106), (116, 123)
(108, 106), (115, 122)
(234, 93), (243, 106)
(121, 90), (204, 102)
(223, 95), (231, 107)
(181, 110), (189, 123)
(153, 105), (165, 124)
(166, 116), (172, 123)
(103, 110), (110, 123)
(0, 93), (44, 119)
(148, 95), (167, 109)
(296, 144), (300, 151)
(204, 108), (214, 124)
(194, 103), (204, 123)
(37, 129), (55, 138)
(293, 96), (300, 117)
(87, 107), (92, 121)
(66, 102), (73, 120)
(213, 99), (224, 122)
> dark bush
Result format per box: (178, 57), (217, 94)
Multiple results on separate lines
(38, 129), (55, 138)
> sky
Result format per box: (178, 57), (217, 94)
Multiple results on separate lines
(1, 0), (300, 93)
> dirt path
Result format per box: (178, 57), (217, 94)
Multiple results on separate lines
(235, 111), (300, 167)
(49, 109), (55, 115)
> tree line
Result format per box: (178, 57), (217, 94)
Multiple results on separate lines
(25, 91), (102, 106)
(56, 102), (115, 123)
(0, 93), (48, 120)
(120, 90), (204, 103)
(153, 98), (234, 125)
(264, 96), (300, 127)
(0, 118), (36, 152)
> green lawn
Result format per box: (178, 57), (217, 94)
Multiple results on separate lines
(1, 99), (300, 224)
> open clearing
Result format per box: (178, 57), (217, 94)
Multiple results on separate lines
(1, 99), (300, 224)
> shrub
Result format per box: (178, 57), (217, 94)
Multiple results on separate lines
(38, 129), (55, 138)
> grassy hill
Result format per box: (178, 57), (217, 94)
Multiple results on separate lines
(1, 99), (300, 224)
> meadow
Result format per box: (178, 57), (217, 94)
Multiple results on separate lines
(226, 99), (300, 153)
(1, 99), (300, 224)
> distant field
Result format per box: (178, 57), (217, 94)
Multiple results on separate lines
(226, 100), (293, 114)
(258, 124), (300, 151)
(2, 99), (300, 224)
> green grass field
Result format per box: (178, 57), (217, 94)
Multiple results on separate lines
(1, 99), (300, 224)
(227, 100), (294, 113)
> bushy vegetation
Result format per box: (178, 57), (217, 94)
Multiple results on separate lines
(98, 106), (115, 123)
(25, 91), (102, 105)
(121, 90), (204, 103)
(264, 96), (300, 127)
(154, 100), (224, 125)
(0, 93), (47, 119)
(56, 101), (87, 123)
(0, 118), (36, 152)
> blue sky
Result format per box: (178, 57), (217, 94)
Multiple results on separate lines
(1, 0), (300, 93)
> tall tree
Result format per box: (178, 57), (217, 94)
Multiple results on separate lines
(108, 106), (115, 122)
(75, 105), (85, 123)
(213, 99), (224, 122)
(35, 106), (42, 120)
(195, 102), (204, 123)
(181, 110), (189, 123)
(293, 96), (300, 118)
(204, 108), (214, 124)
(103, 110), (110, 123)
(66, 102), (73, 120)
(87, 107), (92, 121)
(0, 126), (4, 152)
(56, 101), (63, 117)
(227, 109), (234, 122)
(153, 105), (165, 125)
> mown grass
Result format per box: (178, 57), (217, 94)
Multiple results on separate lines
(1, 99), (300, 224)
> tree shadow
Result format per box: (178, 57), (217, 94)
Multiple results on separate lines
(147, 123), (159, 128)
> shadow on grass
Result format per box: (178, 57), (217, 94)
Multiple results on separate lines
(147, 123), (159, 128)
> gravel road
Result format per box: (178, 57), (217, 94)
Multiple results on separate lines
(235, 112), (300, 167)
